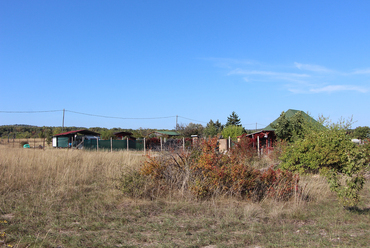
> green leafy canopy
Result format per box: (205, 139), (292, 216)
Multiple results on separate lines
(280, 117), (369, 208)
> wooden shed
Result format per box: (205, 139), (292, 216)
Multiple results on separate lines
(53, 129), (100, 148)
(114, 131), (136, 140)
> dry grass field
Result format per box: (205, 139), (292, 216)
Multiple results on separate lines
(1, 146), (370, 247)
(0, 138), (48, 149)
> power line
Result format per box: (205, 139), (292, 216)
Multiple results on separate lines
(65, 110), (176, 120)
(243, 123), (257, 126)
(0, 110), (62, 113)
(0, 109), (176, 120)
(177, 116), (207, 124)
(1, 109), (243, 126)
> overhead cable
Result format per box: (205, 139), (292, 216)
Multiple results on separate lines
(66, 110), (176, 120)
(0, 110), (62, 113)
(177, 116), (207, 124)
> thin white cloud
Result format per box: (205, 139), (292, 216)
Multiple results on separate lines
(229, 69), (310, 78)
(309, 85), (368, 93)
(276, 76), (311, 85)
(294, 62), (332, 73)
(352, 68), (370, 74)
(210, 59), (369, 94)
(288, 88), (306, 94)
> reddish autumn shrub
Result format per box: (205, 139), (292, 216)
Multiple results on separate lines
(138, 137), (299, 201)
(146, 137), (161, 149)
(141, 149), (193, 195)
(228, 136), (257, 164)
(251, 167), (299, 201)
(266, 139), (288, 162)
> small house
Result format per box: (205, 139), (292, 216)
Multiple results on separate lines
(149, 131), (180, 138)
(53, 129), (100, 148)
(114, 131), (136, 140)
(243, 109), (319, 154)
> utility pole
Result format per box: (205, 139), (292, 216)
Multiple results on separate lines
(176, 115), (178, 130)
(62, 109), (65, 132)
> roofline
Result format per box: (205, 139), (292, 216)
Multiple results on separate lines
(53, 129), (100, 137)
(150, 131), (180, 136)
(245, 130), (275, 136)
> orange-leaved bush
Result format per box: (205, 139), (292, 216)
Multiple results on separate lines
(138, 137), (299, 201)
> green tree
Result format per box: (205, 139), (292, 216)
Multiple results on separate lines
(100, 129), (116, 140)
(46, 129), (53, 146)
(352, 126), (370, 139)
(226, 111), (241, 127)
(203, 119), (223, 138)
(18, 131), (31, 139)
(272, 111), (310, 142)
(137, 127), (153, 138)
(280, 118), (367, 208)
(215, 120), (223, 131)
(53, 127), (63, 135)
(177, 123), (204, 137)
(221, 125), (244, 140)
(38, 129), (45, 139)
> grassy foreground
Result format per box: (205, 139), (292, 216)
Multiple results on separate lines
(1, 147), (370, 247)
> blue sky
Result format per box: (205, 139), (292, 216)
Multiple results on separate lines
(1, 1), (369, 130)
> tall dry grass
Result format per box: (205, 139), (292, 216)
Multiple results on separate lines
(0, 138), (48, 148)
(0, 146), (331, 206)
(0, 147), (145, 208)
(2, 146), (364, 247)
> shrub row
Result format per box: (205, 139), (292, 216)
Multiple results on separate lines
(128, 137), (299, 201)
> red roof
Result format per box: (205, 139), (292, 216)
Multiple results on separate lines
(114, 131), (133, 137)
(53, 129), (100, 137)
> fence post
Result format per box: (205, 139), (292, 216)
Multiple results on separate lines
(183, 137), (185, 151)
(127, 137), (129, 152)
(97, 138), (99, 152)
(160, 137), (163, 152)
(228, 136), (231, 151)
(110, 137), (113, 152)
(257, 136), (260, 157)
(144, 138), (146, 156)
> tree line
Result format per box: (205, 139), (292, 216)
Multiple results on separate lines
(0, 111), (245, 140)
(1, 111), (369, 142)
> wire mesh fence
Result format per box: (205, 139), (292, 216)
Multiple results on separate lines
(83, 137), (191, 152)
(0, 137), (47, 149)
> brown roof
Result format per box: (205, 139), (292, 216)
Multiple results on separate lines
(53, 129), (100, 137)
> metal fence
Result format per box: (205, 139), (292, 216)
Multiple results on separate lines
(0, 138), (47, 148)
(83, 137), (188, 152)
(83, 139), (143, 151)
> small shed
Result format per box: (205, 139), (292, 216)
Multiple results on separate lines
(53, 129), (100, 148)
(243, 130), (276, 154)
(150, 131), (180, 138)
(243, 109), (321, 154)
(114, 131), (136, 140)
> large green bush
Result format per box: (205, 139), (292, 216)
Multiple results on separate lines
(221, 125), (244, 140)
(280, 121), (368, 208)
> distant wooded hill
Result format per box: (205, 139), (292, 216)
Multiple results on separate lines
(0, 125), (162, 140)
